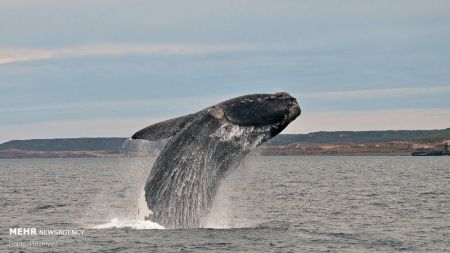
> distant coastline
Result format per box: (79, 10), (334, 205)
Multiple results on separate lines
(1, 129), (449, 158)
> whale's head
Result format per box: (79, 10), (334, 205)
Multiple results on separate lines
(213, 92), (300, 135)
(132, 92), (300, 142)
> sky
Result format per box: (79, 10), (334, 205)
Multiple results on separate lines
(1, 0), (450, 143)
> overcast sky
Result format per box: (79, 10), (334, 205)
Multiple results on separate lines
(1, 0), (450, 142)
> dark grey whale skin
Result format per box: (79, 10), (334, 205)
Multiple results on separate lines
(132, 92), (301, 228)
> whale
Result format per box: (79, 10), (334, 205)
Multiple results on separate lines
(132, 92), (301, 228)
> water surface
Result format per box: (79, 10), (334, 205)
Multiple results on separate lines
(1, 156), (449, 252)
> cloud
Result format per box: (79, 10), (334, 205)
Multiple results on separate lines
(3, 86), (448, 114)
(299, 86), (450, 100)
(0, 117), (161, 143)
(284, 108), (450, 134)
(0, 43), (277, 65)
(0, 49), (54, 64)
(0, 94), (235, 115)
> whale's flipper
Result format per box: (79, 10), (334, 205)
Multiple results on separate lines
(132, 113), (197, 141)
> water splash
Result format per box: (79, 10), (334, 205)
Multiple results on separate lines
(82, 139), (162, 229)
(205, 155), (259, 229)
(136, 190), (152, 220)
(93, 218), (164, 230)
(122, 138), (165, 156)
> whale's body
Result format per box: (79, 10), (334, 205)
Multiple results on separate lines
(132, 92), (300, 228)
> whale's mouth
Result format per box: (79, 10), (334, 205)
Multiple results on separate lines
(274, 91), (301, 121)
(288, 101), (301, 120)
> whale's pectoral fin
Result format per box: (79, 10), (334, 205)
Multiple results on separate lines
(132, 113), (197, 141)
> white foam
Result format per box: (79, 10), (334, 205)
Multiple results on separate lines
(136, 190), (153, 220)
(93, 218), (165, 229)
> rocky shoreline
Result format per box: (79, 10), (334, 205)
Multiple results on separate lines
(260, 140), (449, 156)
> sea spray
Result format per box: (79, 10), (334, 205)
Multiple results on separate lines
(206, 154), (260, 229)
(85, 139), (162, 228)
(93, 218), (164, 229)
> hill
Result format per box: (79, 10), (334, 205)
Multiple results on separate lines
(0, 129), (449, 158)
(0, 137), (127, 152)
(266, 128), (450, 145)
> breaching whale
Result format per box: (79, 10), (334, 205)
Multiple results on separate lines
(132, 92), (301, 228)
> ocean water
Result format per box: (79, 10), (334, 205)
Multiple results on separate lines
(1, 156), (449, 252)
